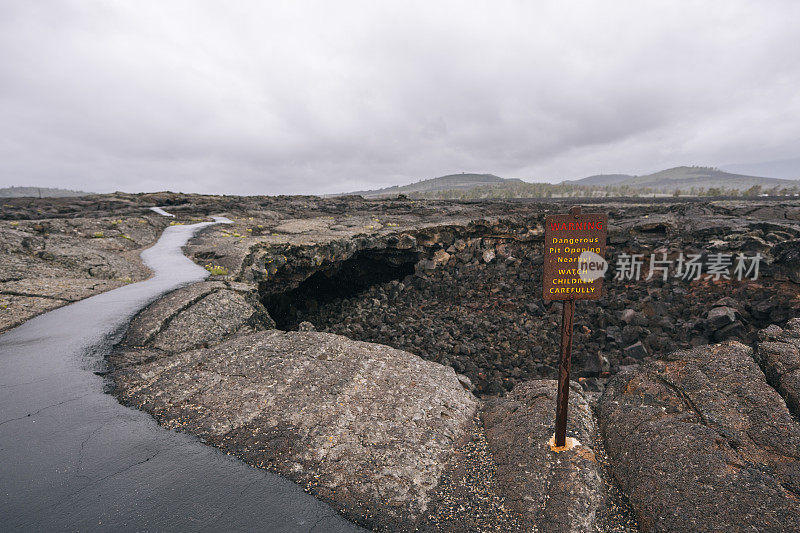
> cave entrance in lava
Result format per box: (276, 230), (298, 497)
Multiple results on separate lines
(262, 248), (419, 330)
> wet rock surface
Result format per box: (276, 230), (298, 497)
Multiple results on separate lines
(111, 330), (479, 531)
(597, 341), (800, 532)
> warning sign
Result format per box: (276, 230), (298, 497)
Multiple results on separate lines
(542, 207), (608, 301)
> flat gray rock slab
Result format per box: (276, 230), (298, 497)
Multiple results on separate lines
(598, 341), (800, 532)
(113, 330), (479, 531)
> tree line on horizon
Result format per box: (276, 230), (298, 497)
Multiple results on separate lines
(407, 182), (799, 200)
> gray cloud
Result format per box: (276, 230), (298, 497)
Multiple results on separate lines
(1, 1), (799, 195)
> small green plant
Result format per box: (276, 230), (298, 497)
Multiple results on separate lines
(120, 234), (133, 241)
(92, 231), (105, 238)
(117, 276), (133, 283)
(169, 221), (184, 226)
(205, 264), (229, 276)
(110, 219), (123, 225)
(10, 221), (19, 227)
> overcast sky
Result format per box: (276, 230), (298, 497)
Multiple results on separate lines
(1, 1), (798, 195)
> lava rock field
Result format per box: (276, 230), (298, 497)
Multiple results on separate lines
(291, 238), (800, 396)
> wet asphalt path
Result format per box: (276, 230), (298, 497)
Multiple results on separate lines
(0, 218), (363, 532)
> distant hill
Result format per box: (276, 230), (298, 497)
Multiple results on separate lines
(721, 156), (800, 180)
(347, 173), (521, 198)
(0, 186), (91, 198)
(351, 166), (800, 200)
(564, 174), (633, 186)
(610, 166), (798, 191)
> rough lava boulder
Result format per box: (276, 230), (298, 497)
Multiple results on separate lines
(757, 318), (800, 416)
(597, 341), (800, 532)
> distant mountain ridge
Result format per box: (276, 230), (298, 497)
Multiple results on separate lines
(721, 156), (800, 180)
(0, 186), (91, 198)
(344, 166), (800, 199)
(346, 173), (521, 198)
(564, 174), (633, 186)
(610, 166), (798, 191)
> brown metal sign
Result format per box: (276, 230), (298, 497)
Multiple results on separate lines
(542, 206), (608, 301)
(541, 206), (609, 449)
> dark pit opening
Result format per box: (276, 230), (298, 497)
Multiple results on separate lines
(263, 249), (418, 330)
(258, 236), (800, 397)
(638, 224), (668, 235)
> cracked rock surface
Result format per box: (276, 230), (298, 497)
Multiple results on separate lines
(0, 213), (171, 332)
(111, 330), (479, 531)
(481, 380), (605, 532)
(118, 280), (274, 355)
(111, 280), (630, 532)
(597, 341), (800, 532)
(757, 318), (800, 417)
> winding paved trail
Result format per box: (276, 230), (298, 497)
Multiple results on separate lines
(0, 218), (362, 532)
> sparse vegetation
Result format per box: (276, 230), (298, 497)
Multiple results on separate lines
(204, 264), (229, 276)
(406, 179), (800, 200)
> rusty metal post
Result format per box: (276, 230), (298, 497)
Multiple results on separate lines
(555, 297), (575, 447)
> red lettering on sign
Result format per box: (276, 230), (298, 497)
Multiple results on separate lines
(550, 221), (604, 231)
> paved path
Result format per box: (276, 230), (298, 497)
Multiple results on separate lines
(0, 218), (362, 532)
